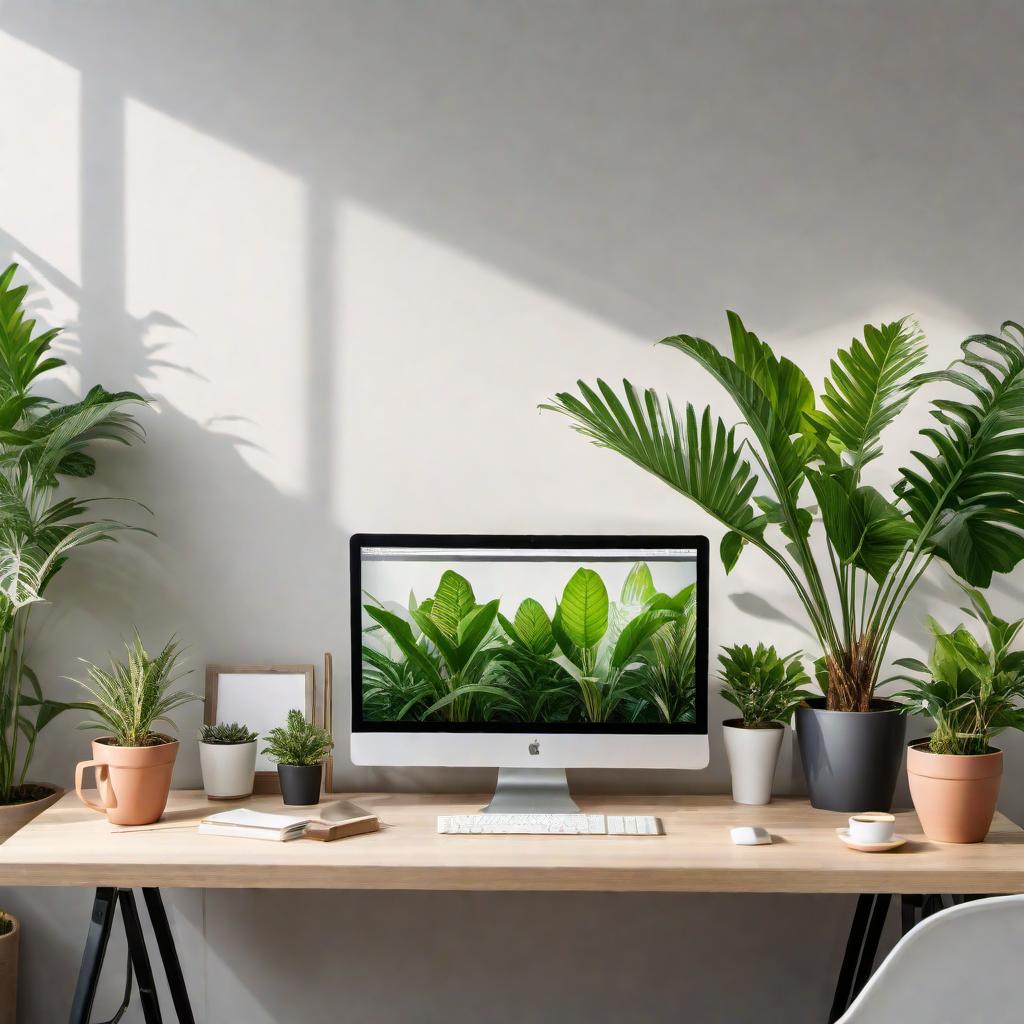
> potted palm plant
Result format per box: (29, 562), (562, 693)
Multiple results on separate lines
(262, 709), (333, 805)
(893, 589), (1024, 843)
(544, 315), (1024, 810)
(73, 632), (200, 825)
(0, 910), (17, 1024)
(0, 263), (147, 842)
(720, 643), (812, 805)
(199, 722), (259, 800)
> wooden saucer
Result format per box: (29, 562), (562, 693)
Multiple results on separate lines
(836, 828), (907, 853)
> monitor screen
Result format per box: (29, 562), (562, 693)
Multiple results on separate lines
(350, 534), (707, 735)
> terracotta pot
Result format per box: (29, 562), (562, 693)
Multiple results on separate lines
(0, 912), (18, 1024)
(907, 741), (1003, 844)
(75, 736), (179, 826)
(0, 783), (64, 844)
(722, 720), (784, 805)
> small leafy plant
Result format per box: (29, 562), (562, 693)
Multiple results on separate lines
(719, 643), (813, 727)
(0, 910), (11, 937)
(74, 632), (200, 747)
(892, 589), (1024, 755)
(199, 722), (257, 745)
(262, 709), (333, 767)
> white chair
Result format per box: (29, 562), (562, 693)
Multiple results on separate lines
(838, 895), (1024, 1023)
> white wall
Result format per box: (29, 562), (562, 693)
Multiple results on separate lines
(1, 2), (1023, 1021)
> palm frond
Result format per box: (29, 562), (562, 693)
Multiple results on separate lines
(896, 321), (1024, 586)
(805, 318), (927, 474)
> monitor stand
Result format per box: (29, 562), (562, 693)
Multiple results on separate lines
(481, 767), (581, 814)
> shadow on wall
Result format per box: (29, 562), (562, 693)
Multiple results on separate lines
(2, 0), (1023, 341)
(1, 0), (1022, 799)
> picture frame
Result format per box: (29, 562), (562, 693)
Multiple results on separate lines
(204, 664), (316, 795)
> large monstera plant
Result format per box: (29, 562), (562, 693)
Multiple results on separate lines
(0, 263), (147, 804)
(544, 313), (1024, 712)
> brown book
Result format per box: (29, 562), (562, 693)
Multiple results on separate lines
(304, 814), (379, 842)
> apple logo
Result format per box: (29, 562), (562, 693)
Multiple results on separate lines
(528, 740), (540, 755)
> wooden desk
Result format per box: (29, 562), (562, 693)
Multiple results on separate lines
(3, 791), (1023, 1023)
(2, 790), (1024, 893)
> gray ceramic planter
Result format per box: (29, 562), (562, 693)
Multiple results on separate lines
(795, 698), (906, 812)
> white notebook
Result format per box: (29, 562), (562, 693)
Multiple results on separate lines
(198, 808), (311, 842)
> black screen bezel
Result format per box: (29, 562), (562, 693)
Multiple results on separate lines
(350, 533), (709, 736)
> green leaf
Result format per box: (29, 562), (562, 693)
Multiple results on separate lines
(551, 603), (584, 669)
(809, 472), (916, 582)
(455, 599), (499, 668)
(559, 568), (608, 651)
(620, 562), (656, 605)
(720, 531), (745, 573)
(726, 310), (816, 438)
(611, 609), (676, 668)
(512, 598), (556, 656)
(896, 321), (1024, 586)
(429, 570), (476, 641)
(364, 605), (443, 690)
(805, 318), (927, 475)
(409, 606), (460, 668)
(659, 319), (807, 500)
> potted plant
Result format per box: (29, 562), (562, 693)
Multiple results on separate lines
(199, 722), (259, 800)
(73, 632), (201, 826)
(0, 264), (147, 842)
(544, 315), (1024, 810)
(0, 910), (17, 1024)
(262, 709), (333, 806)
(720, 643), (813, 805)
(893, 589), (1024, 843)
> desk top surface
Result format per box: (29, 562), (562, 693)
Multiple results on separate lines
(1, 791), (1023, 893)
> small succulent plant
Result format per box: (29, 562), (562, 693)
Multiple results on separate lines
(199, 721), (258, 745)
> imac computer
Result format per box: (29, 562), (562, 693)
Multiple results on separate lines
(350, 534), (709, 812)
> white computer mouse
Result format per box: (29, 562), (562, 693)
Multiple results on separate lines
(730, 826), (772, 846)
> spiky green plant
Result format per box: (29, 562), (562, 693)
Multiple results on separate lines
(74, 632), (198, 747)
(199, 721), (258, 745)
(544, 314), (1024, 713)
(719, 643), (813, 727)
(262, 709), (333, 766)
(0, 263), (148, 802)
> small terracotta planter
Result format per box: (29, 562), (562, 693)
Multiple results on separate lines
(0, 783), (64, 844)
(75, 736), (179, 826)
(907, 741), (1003, 844)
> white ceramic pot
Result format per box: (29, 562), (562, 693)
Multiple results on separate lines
(722, 720), (785, 806)
(199, 741), (257, 800)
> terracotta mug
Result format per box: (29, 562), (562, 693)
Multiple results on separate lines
(75, 738), (179, 826)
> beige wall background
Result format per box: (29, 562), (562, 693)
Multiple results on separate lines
(1, 1), (1022, 1021)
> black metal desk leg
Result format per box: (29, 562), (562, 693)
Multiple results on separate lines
(118, 890), (164, 1024)
(143, 888), (196, 1024)
(829, 893), (892, 1023)
(69, 887), (119, 1024)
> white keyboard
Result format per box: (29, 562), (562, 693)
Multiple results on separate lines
(436, 813), (664, 835)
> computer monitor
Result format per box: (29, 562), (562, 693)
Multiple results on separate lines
(350, 534), (709, 811)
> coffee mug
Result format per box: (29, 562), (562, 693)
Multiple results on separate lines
(848, 812), (896, 843)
